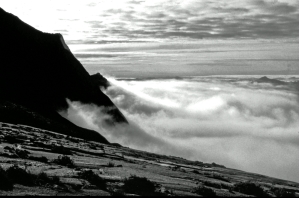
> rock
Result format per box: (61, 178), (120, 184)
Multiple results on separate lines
(0, 7), (127, 124)
(254, 76), (287, 85)
(0, 7), (128, 144)
(90, 73), (111, 90)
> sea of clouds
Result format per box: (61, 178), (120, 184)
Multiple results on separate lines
(61, 76), (299, 182)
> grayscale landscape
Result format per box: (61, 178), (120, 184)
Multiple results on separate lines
(0, 0), (299, 196)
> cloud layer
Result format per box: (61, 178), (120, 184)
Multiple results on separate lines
(1, 0), (299, 43)
(70, 39), (299, 77)
(62, 76), (299, 182)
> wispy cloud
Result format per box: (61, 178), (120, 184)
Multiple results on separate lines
(104, 77), (299, 182)
(61, 76), (299, 182)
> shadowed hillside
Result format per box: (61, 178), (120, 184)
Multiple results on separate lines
(90, 73), (111, 90)
(0, 7), (127, 143)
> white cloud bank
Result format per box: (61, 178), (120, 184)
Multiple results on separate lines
(62, 76), (299, 182)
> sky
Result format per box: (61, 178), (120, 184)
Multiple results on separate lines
(69, 40), (299, 77)
(2, 0), (298, 77)
(1, 0), (299, 43)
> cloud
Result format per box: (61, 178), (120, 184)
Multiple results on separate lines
(98, 0), (299, 40)
(61, 99), (195, 158)
(74, 54), (118, 59)
(61, 76), (299, 182)
(105, 76), (299, 182)
(251, 0), (297, 14)
(2, 0), (298, 43)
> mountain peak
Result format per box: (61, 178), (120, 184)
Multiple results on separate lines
(0, 7), (127, 143)
(255, 76), (287, 85)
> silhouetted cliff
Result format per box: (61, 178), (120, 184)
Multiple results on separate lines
(0, 7), (127, 143)
(255, 76), (287, 85)
(91, 73), (111, 90)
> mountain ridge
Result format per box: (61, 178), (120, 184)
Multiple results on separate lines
(0, 7), (127, 143)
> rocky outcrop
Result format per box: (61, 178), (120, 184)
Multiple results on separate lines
(253, 76), (299, 92)
(255, 76), (287, 85)
(90, 73), (111, 90)
(0, 7), (127, 143)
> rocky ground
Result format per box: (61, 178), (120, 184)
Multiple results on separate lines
(1, 121), (299, 196)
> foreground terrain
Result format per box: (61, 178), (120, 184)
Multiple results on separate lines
(1, 121), (298, 196)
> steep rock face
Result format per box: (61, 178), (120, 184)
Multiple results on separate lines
(0, 8), (127, 143)
(0, 7), (126, 122)
(90, 73), (111, 90)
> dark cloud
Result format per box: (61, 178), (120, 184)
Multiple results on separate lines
(212, 6), (250, 13)
(92, 0), (299, 40)
(146, 12), (167, 19)
(252, 0), (297, 14)
(2, 0), (298, 43)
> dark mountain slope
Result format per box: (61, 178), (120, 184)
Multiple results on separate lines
(0, 100), (109, 144)
(90, 73), (111, 90)
(0, 7), (127, 143)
